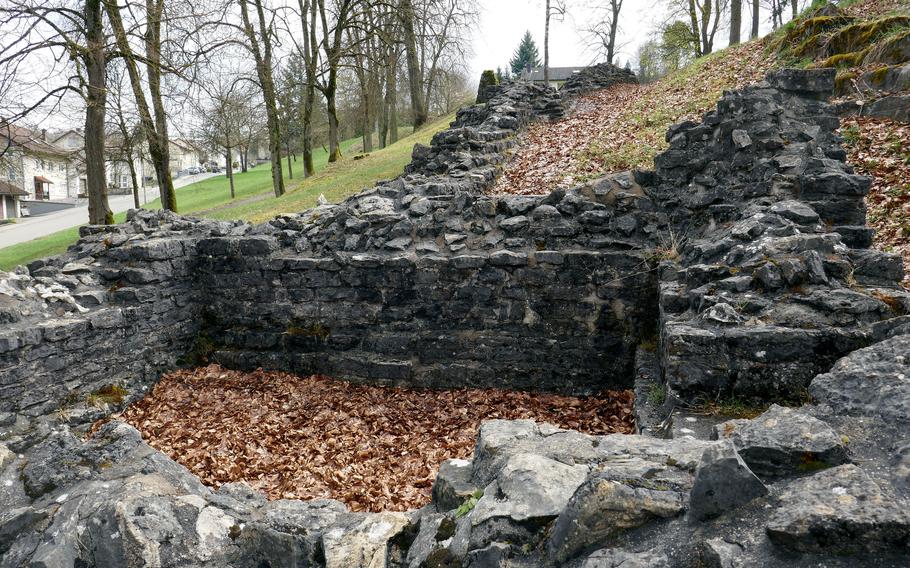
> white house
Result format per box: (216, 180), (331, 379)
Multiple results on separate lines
(0, 124), (79, 203)
(525, 66), (585, 88)
(0, 179), (28, 219)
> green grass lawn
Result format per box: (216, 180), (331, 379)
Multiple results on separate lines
(209, 115), (452, 224)
(0, 116), (453, 271)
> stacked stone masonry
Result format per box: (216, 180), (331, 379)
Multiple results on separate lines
(1, 66), (909, 566)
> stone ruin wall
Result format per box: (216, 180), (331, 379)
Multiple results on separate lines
(1, 65), (907, 417)
(1, 64), (910, 567)
(2, 76), (665, 417)
(0, 232), (204, 418)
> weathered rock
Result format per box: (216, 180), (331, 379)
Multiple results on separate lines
(700, 538), (746, 568)
(713, 404), (849, 478)
(451, 453), (588, 557)
(432, 459), (478, 512)
(810, 333), (910, 423)
(574, 548), (671, 568)
(766, 464), (910, 553)
(688, 440), (768, 521)
(547, 472), (686, 564)
(321, 512), (410, 568)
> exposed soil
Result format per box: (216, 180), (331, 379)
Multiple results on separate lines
(108, 365), (634, 512)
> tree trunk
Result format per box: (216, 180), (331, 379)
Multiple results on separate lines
(326, 81), (342, 162)
(128, 158), (140, 209)
(700, 0), (712, 55)
(386, 52), (399, 144)
(791, 0), (797, 20)
(688, 0), (703, 57)
(379, 96), (389, 149)
(239, 0), (285, 197)
(361, 91), (373, 152)
(608, 0), (620, 63)
(299, 0), (317, 177)
(145, 0), (176, 211)
(225, 150), (235, 199)
(286, 140), (293, 179)
(84, 0), (113, 225)
(751, 0), (759, 39)
(302, 95), (315, 176)
(400, 0), (426, 129)
(730, 0), (742, 45)
(544, 0), (550, 83)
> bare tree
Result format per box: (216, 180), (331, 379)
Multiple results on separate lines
(730, 0), (741, 45)
(751, 0), (759, 39)
(0, 0), (114, 224)
(102, 0), (182, 212)
(238, 0), (284, 197)
(544, 0), (566, 81)
(297, 0), (320, 175)
(415, 0), (476, 118)
(669, 0), (728, 56)
(400, 0), (426, 129)
(584, 0), (624, 64)
(316, 0), (362, 162)
(107, 63), (145, 209)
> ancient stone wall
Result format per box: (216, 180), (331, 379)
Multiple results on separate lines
(0, 231), (204, 417)
(2, 65), (910, 568)
(652, 68), (910, 400)
(1, 68), (908, 416)
(196, 244), (655, 393)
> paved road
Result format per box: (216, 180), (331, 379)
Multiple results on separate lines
(0, 173), (217, 249)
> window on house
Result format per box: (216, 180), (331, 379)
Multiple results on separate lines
(7, 166), (15, 181)
(120, 174), (129, 189)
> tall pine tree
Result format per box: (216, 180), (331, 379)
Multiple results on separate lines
(509, 31), (541, 76)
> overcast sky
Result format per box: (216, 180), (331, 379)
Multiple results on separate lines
(471, 0), (672, 77)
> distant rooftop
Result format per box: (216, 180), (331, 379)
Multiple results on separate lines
(525, 66), (585, 82)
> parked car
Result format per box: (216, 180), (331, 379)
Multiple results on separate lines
(186, 166), (203, 175)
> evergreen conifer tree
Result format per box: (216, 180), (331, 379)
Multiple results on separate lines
(509, 31), (541, 76)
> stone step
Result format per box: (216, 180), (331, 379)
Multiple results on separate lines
(668, 409), (727, 441)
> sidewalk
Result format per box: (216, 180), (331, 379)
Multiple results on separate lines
(0, 173), (216, 249)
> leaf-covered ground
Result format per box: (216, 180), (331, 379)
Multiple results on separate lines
(491, 39), (772, 195)
(841, 116), (910, 288)
(112, 365), (634, 512)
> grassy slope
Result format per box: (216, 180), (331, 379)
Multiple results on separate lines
(209, 116), (452, 224)
(0, 118), (451, 270)
(577, 0), (909, 177)
(576, 40), (774, 176)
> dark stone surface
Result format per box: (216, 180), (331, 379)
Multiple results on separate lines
(766, 464), (910, 553)
(713, 404), (849, 478)
(810, 333), (910, 422)
(688, 440), (768, 521)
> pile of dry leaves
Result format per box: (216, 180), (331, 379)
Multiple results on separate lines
(841, 116), (910, 289)
(108, 365), (634, 512)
